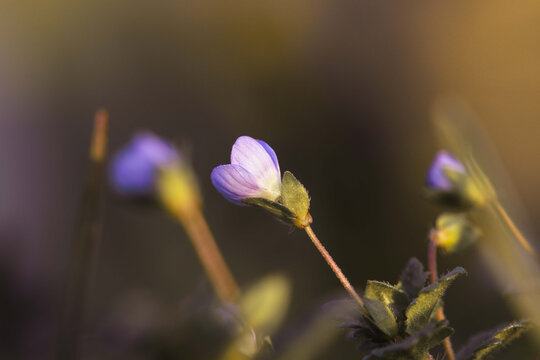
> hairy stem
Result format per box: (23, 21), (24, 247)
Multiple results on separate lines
(428, 234), (456, 360)
(304, 225), (366, 312)
(176, 207), (240, 303)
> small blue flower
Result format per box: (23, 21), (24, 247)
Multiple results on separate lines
(211, 136), (281, 205)
(110, 132), (179, 195)
(426, 150), (466, 191)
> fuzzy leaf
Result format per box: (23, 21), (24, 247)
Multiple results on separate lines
(364, 297), (399, 338)
(424, 322), (455, 352)
(365, 281), (409, 320)
(363, 321), (453, 360)
(405, 267), (466, 335)
(280, 171), (311, 227)
(397, 258), (428, 299)
(456, 322), (530, 360)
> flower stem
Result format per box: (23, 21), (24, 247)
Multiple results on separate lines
(428, 233), (456, 360)
(175, 206), (240, 303)
(57, 110), (108, 359)
(493, 201), (539, 261)
(304, 225), (366, 312)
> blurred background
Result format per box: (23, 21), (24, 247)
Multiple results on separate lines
(0, 0), (539, 358)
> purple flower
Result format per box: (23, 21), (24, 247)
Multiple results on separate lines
(110, 132), (179, 195)
(211, 136), (281, 205)
(426, 150), (466, 191)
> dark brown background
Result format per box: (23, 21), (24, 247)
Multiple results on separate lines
(0, 1), (539, 358)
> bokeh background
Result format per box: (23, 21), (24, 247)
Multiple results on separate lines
(1, 1), (539, 358)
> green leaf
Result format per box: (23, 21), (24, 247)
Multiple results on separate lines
(365, 280), (410, 321)
(456, 322), (531, 360)
(239, 274), (291, 336)
(423, 322), (454, 351)
(405, 267), (466, 335)
(363, 321), (453, 360)
(397, 258), (428, 299)
(280, 171), (311, 228)
(364, 297), (399, 338)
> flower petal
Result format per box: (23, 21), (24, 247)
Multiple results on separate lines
(110, 132), (180, 196)
(110, 146), (156, 195)
(426, 150), (466, 191)
(211, 164), (264, 205)
(257, 140), (280, 175)
(132, 132), (179, 165)
(230, 136), (281, 187)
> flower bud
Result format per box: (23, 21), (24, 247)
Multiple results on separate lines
(110, 132), (200, 214)
(432, 213), (481, 253)
(426, 150), (486, 208)
(110, 132), (179, 196)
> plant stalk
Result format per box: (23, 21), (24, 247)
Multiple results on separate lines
(57, 110), (108, 359)
(493, 201), (539, 260)
(175, 206), (240, 303)
(304, 225), (366, 313)
(428, 234), (456, 360)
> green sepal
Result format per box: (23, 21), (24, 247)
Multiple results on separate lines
(243, 171), (312, 228)
(456, 321), (531, 360)
(426, 167), (487, 210)
(242, 197), (295, 222)
(405, 267), (466, 335)
(280, 171), (311, 228)
(364, 297), (399, 338)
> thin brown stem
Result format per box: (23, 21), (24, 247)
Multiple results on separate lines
(57, 110), (108, 360)
(304, 225), (366, 312)
(428, 234), (456, 360)
(176, 207), (240, 303)
(493, 202), (539, 260)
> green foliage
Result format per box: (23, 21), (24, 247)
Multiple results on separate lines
(456, 322), (531, 360)
(364, 281), (409, 325)
(340, 258), (463, 360)
(397, 258), (428, 299)
(243, 171), (311, 228)
(364, 297), (399, 338)
(363, 321), (454, 360)
(405, 267), (466, 335)
(224, 275), (291, 359)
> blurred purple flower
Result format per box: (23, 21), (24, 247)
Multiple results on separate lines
(426, 150), (466, 191)
(110, 132), (179, 195)
(211, 136), (281, 205)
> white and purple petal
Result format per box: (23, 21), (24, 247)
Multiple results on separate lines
(211, 164), (267, 205)
(230, 136), (281, 193)
(426, 150), (466, 191)
(231, 136), (280, 181)
(212, 136), (282, 204)
(257, 139), (280, 175)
